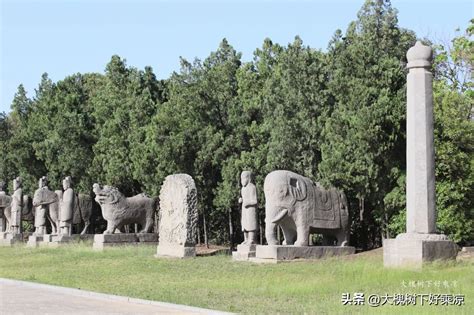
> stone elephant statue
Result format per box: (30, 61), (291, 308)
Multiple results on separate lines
(264, 170), (350, 247)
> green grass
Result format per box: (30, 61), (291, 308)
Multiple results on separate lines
(0, 245), (472, 314)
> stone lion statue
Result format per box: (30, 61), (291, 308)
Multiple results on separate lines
(93, 184), (157, 234)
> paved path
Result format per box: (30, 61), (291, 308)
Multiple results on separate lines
(0, 278), (231, 315)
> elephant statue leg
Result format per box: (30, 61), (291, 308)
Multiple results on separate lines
(336, 228), (349, 247)
(294, 224), (310, 246)
(265, 221), (279, 245)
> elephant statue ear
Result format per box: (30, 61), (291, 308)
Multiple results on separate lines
(289, 176), (307, 201)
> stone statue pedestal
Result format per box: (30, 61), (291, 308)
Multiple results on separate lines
(383, 233), (457, 268)
(250, 245), (355, 263)
(27, 235), (45, 248)
(92, 233), (158, 251)
(156, 244), (196, 258)
(0, 233), (23, 246)
(39, 234), (54, 247)
(232, 244), (257, 261)
(462, 246), (474, 253)
(46, 234), (94, 247)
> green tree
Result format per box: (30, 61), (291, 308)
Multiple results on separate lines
(318, 0), (416, 248)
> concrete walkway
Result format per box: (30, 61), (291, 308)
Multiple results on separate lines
(0, 278), (232, 315)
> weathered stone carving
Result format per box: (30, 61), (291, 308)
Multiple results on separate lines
(32, 186), (61, 234)
(10, 177), (23, 234)
(33, 176), (50, 235)
(0, 181), (11, 232)
(59, 176), (75, 235)
(32, 185), (93, 235)
(3, 194), (31, 233)
(264, 170), (350, 247)
(239, 171), (258, 245)
(156, 174), (198, 258)
(93, 184), (157, 234)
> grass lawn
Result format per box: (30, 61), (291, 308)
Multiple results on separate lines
(0, 244), (472, 314)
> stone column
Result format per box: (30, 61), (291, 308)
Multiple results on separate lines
(406, 41), (436, 235)
(383, 42), (458, 268)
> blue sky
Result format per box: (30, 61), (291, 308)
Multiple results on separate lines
(0, 0), (472, 113)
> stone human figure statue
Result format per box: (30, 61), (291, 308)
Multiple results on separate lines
(34, 176), (49, 235)
(238, 171), (258, 245)
(59, 176), (75, 236)
(0, 181), (8, 232)
(10, 177), (23, 234)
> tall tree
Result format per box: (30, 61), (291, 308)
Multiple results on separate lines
(318, 0), (416, 248)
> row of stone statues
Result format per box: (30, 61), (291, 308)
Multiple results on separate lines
(1, 170), (351, 248)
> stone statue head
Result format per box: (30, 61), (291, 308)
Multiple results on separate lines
(241, 171), (253, 187)
(39, 176), (48, 188)
(62, 176), (72, 190)
(13, 177), (22, 190)
(93, 184), (123, 205)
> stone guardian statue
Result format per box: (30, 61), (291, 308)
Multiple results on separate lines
(10, 177), (23, 234)
(59, 176), (75, 236)
(34, 176), (49, 235)
(0, 181), (11, 232)
(239, 171), (258, 245)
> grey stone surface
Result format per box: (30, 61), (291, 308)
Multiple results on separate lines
(33, 185), (93, 235)
(0, 181), (11, 232)
(461, 246), (474, 252)
(383, 238), (458, 268)
(264, 170), (350, 247)
(0, 278), (232, 315)
(254, 245), (355, 261)
(0, 232), (22, 246)
(41, 234), (88, 248)
(59, 176), (75, 236)
(26, 235), (44, 247)
(33, 176), (50, 236)
(93, 184), (157, 234)
(406, 42), (436, 234)
(10, 177), (23, 234)
(238, 171), (258, 245)
(232, 244), (256, 261)
(93, 233), (158, 251)
(383, 42), (457, 268)
(156, 174), (198, 258)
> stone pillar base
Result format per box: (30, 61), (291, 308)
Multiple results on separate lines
(0, 233), (22, 246)
(232, 243), (257, 261)
(461, 246), (474, 253)
(156, 244), (196, 258)
(383, 233), (458, 268)
(26, 235), (44, 248)
(251, 245), (355, 263)
(92, 233), (158, 251)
